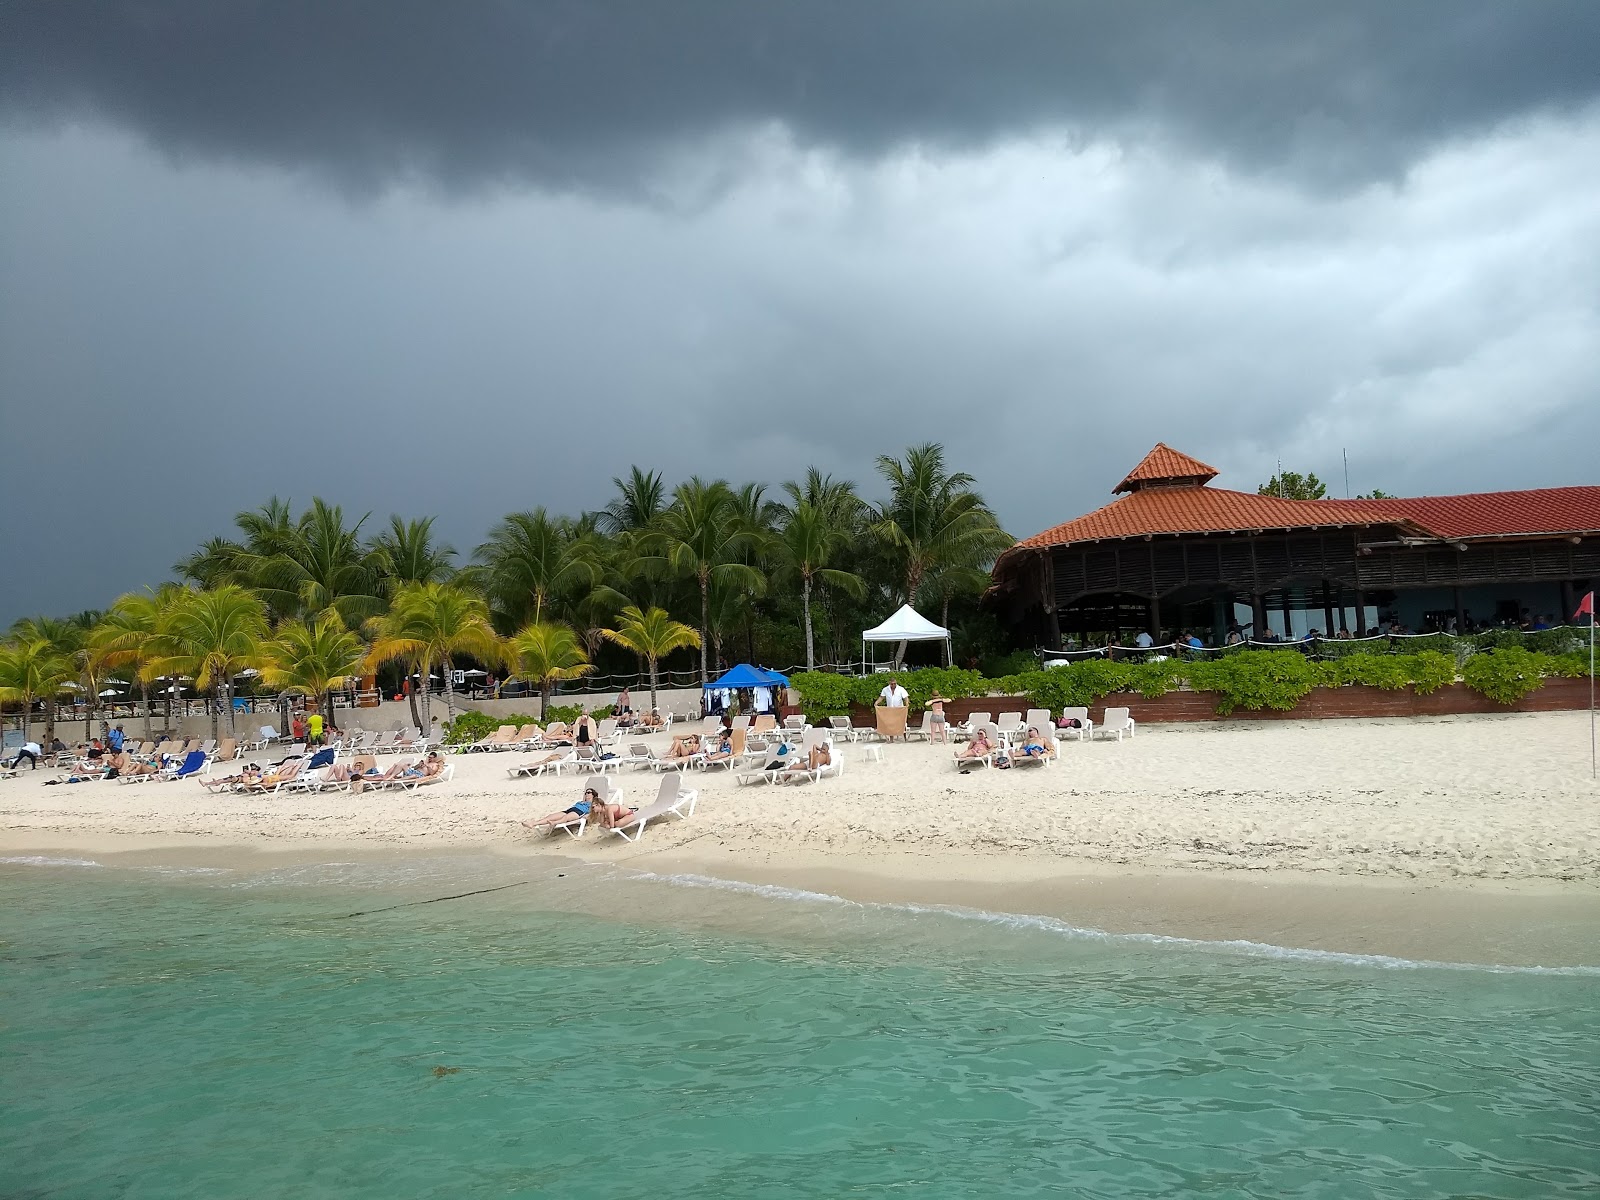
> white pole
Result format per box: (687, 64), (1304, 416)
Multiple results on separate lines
(1590, 607), (1595, 780)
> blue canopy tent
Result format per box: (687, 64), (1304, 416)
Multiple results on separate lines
(704, 664), (790, 690)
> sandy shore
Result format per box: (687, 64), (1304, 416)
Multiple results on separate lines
(5, 710), (1598, 963)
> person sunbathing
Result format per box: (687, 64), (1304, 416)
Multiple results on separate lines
(639, 710), (664, 730)
(592, 795), (639, 830)
(201, 763), (263, 791)
(701, 733), (734, 765)
(954, 730), (993, 770)
(664, 734), (701, 760)
(778, 741), (831, 781)
(1016, 728), (1050, 759)
(522, 785), (604, 832)
(398, 753), (445, 782)
(516, 750), (568, 772)
(350, 761), (413, 792)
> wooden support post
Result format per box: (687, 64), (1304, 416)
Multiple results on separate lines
(1453, 586), (1466, 633)
(1281, 589), (1295, 638)
(1251, 593), (1268, 639)
(1322, 582), (1336, 637)
(1355, 589), (1368, 635)
(1149, 594), (1162, 640)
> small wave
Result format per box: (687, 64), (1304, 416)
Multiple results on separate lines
(631, 871), (1600, 977)
(0, 855), (105, 869)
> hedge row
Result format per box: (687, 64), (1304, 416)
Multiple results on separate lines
(790, 648), (1595, 719)
(441, 702), (614, 745)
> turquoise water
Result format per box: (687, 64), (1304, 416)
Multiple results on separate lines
(2, 855), (1597, 1199)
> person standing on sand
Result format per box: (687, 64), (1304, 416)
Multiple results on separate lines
(877, 676), (909, 708)
(927, 695), (949, 743)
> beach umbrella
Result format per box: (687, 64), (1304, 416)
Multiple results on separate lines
(462, 669), (488, 677)
(98, 689), (121, 698)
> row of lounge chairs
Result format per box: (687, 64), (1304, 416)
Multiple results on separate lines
(200, 753), (454, 795)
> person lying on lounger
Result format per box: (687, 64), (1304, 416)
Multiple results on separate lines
(954, 730), (993, 769)
(522, 785), (604, 831)
(1016, 729), (1050, 759)
(639, 709), (664, 730)
(702, 732), (734, 765)
(664, 734), (701, 760)
(399, 753), (445, 782)
(592, 795), (639, 830)
(516, 751), (568, 772)
(201, 763), (264, 791)
(778, 741), (830, 780)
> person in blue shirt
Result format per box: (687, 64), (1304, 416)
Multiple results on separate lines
(106, 726), (125, 753)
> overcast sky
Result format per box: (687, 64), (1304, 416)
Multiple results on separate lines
(3, 1), (1597, 624)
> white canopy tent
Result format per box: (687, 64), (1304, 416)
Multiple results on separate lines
(861, 604), (953, 670)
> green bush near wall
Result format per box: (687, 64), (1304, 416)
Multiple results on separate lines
(790, 646), (1594, 720)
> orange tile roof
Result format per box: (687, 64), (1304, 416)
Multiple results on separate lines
(1344, 488), (1600, 540)
(1012, 486), (1423, 551)
(1114, 443), (1219, 493)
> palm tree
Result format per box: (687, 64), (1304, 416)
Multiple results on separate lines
(369, 515), (457, 589)
(149, 586), (269, 739)
(595, 466), (667, 535)
(601, 606), (700, 715)
(366, 583), (502, 730)
(0, 638), (76, 748)
(91, 588), (184, 742)
(260, 614), (369, 729)
(872, 444), (1011, 602)
(773, 500), (867, 669)
(473, 508), (603, 630)
(639, 478), (765, 684)
(8, 615), (90, 747)
(508, 621), (594, 714)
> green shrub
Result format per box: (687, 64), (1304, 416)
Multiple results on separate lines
(543, 702), (612, 726)
(1186, 650), (1319, 714)
(1461, 648), (1554, 705)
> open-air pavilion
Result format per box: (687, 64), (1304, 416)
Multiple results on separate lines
(988, 444), (1600, 645)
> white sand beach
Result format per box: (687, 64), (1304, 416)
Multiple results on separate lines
(4, 709), (1596, 883)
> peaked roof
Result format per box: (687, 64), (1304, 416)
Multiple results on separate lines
(1012, 487), (1423, 551)
(1003, 443), (1600, 560)
(862, 604), (951, 642)
(1114, 443), (1220, 493)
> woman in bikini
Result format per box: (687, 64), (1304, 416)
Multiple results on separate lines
(522, 784), (604, 832)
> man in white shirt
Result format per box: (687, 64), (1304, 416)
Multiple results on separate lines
(1134, 631), (1154, 649)
(6, 741), (41, 770)
(877, 676), (909, 707)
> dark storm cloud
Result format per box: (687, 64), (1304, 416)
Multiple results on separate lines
(5, 0), (1599, 193)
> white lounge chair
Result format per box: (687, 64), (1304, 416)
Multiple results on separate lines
(1096, 708), (1136, 741)
(1057, 707), (1093, 741)
(735, 745), (793, 785)
(393, 761), (454, 791)
(243, 725), (280, 751)
(541, 776), (621, 839)
(826, 716), (858, 743)
(954, 723), (1002, 771)
(508, 751), (572, 778)
(955, 712), (991, 742)
(609, 773), (698, 842)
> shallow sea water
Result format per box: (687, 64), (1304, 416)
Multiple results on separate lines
(2, 853), (1597, 1199)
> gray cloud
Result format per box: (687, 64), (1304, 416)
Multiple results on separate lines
(2, 4), (1598, 625)
(5, 1), (1599, 193)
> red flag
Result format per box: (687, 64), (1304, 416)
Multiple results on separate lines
(1577, 591), (1595, 619)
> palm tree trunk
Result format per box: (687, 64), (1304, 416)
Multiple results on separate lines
(441, 657), (456, 725)
(406, 662), (423, 729)
(224, 673), (237, 737)
(699, 578), (710, 683)
(210, 683), (222, 740)
(803, 575), (815, 670)
(84, 693), (94, 741)
(44, 698), (57, 749)
(647, 658), (659, 714)
(540, 678), (551, 719)
(140, 679), (153, 741)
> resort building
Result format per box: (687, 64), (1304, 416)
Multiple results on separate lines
(989, 444), (1600, 645)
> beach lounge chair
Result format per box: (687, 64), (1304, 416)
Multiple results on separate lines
(826, 716), (858, 743)
(503, 724), (541, 750)
(954, 723), (1001, 772)
(394, 761), (454, 791)
(735, 744), (794, 785)
(1096, 708), (1136, 741)
(699, 727), (744, 771)
(617, 742), (661, 770)
(542, 776), (620, 839)
(366, 730), (400, 754)
(542, 722), (572, 746)
(508, 750), (573, 778)
(1011, 729), (1056, 768)
(243, 726), (279, 750)
(996, 712), (1025, 740)
(466, 725), (518, 753)
(751, 714), (777, 736)
(567, 745), (621, 774)
(215, 738), (239, 762)
(954, 712), (991, 742)
(608, 773), (698, 842)
(166, 749), (209, 781)
(1057, 708), (1093, 741)
(1024, 710), (1053, 741)
(905, 711), (933, 742)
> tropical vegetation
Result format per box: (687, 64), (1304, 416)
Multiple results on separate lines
(2, 444), (1015, 736)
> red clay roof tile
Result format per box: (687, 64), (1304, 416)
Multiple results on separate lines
(1114, 443), (1220, 493)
